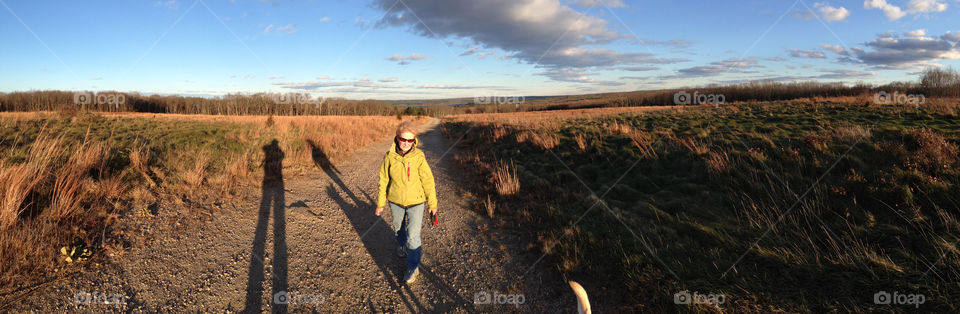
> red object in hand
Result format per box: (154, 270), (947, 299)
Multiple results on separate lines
(431, 211), (438, 226)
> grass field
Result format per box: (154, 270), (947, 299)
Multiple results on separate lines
(0, 110), (425, 292)
(443, 102), (960, 312)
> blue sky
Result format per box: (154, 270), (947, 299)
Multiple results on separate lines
(1, 0), (959, 100)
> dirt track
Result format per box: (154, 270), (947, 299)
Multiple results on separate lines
(9, 118), (570, 313)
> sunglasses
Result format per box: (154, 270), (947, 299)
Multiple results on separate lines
(396, 136), (415, 143)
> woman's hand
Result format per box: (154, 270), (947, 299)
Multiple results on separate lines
(375, 206), (384, 216)
(429, 207), (437, 216)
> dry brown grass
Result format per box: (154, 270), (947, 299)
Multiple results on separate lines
(0, 132), (63, 229)
(218, 149), (257, 191)
(516, 129), (559, 150)
(92, 176), (126, 201)
(0, 163), (48, 229)
(0, 127), (129, 291)
(129, 143), (157, 187)
(0, 111), (430, 292)
(0, 130), (117, 226)
(574, 133), (588, 152)
(446, 105), (680, 128)
(604, 120), (636, 135)
(494, 160), (520, 196)
(832, 125), (872, 143)
(49, 137), (111, 221)
(483, 195), (496, 219)
(491, 124), (507, 142)
(1, 111), (429, 174)
(182, 150), (210, 188)
(789, 96), (960, 115)
(675, 136), (710, 155)
(48, 164), (87, 221)
(705, 149), (732, 175)
(612, 124), (659, 159)
(0, 219), (64, 291)
(909, 128), (958, 171)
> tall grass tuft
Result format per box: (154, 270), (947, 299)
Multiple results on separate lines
(49, 163), (87, 221)
(183, 151), (210, 188)
(494, 159), (520, 196)
(705, 149), (731, 175)
(0, 133), (63, 229)
(129, 142), (157, 187)
(484, 195), (496, 218)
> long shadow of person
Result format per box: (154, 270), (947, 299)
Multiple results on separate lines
(307, 137), (476, 313)
(243, 139), (288, 313)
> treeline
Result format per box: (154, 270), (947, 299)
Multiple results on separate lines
(0, 91), (453, 116)
(2, 68), (957, 116)
(517, 67), (960, 112)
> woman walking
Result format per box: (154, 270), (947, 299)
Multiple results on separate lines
(375, 121), (438, 284)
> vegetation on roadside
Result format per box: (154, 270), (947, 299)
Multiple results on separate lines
(0, 110), (423, 294)
(443, 102), (959, 312)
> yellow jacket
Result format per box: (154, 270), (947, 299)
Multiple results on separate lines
(377, 138), (438, 210)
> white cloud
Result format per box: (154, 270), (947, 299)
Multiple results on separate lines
(386, 53), (430, 65)
(837, 30), (960, 69)
(372, 0), (683, 79)
(621, 66), (659, 71)
(668, 57), (763, 78)
(814, 2), (850, 22)
(864, 0), (948, 20)
(537, 68), (624, 86)
(264, 24), (297, 35)
(814, 69), (875, 79)
(877, 30), (897, 38)
(790, 48), (827, 59)
(476, 51), (498, 59)
(905, 29), (926, 37)
(274, 79), (407, 90)
(639, 39), (697, 49)
(379, 77), (399, 82)
(320, 16), (330, 22)
(721, 69), (875, 83)
(942, 31), (960, 42)
(572, 0), (626, 8)
(863, 0), (906, 20)
(419, 84), (481, 89)
(275, 24), (297, 34)
(820, 44), (849, 55)
(905, 0), (948, 14)
(459, 47), (477, 57)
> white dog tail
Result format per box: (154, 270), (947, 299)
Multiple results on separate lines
(569, 281), (591, 314)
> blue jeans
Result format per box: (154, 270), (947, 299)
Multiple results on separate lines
(390, 202), (424, 271)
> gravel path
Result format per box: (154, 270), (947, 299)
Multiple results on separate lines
(8, 118), (569, 313)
